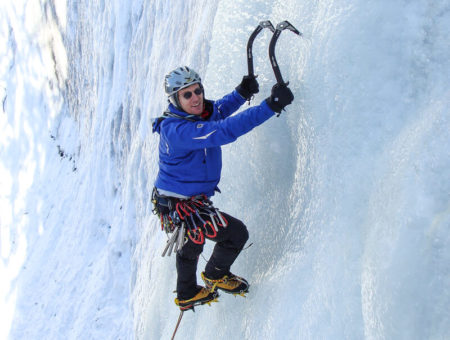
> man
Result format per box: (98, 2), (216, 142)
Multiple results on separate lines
(152, 66), (293, 310)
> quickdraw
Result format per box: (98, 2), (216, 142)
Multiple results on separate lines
(194, 211), (217, 238)
(152, 189), (229, 257)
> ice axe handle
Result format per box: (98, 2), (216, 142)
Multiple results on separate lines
(247, 20), (275, 76)
(268, 20), (302, 85)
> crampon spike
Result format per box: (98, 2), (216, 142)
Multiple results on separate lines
(233, 291), (248, 298)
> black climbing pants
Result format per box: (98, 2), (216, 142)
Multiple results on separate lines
(176, 212), (249, 300)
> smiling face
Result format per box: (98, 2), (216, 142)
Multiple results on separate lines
(178, 83), (204, 115)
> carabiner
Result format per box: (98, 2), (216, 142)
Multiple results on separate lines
(203, 220), (217, 238)
(184, 202), (196, 213)
(215, 209), (228, 227)
(191, 198), (204, 208)
(176, 202), (190, 220)
(188, 228), (204, 244)
(209, 213), (219, 232)
(187, 212), (197, 231)
(192, 210), (215, 238)
(160, 214), (164, 231)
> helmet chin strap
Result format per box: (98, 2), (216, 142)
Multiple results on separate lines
(168, 93), (181, 110)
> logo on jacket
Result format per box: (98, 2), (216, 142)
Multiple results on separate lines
(193, 130), (217, 140)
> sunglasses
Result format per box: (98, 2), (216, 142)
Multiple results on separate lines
(181, 87), (203, 100)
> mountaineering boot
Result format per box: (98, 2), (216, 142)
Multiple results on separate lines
(174, 286), (219, 311)
(201, 272), (249, 296)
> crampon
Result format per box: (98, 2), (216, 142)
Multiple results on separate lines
(201, 272), (249, 297)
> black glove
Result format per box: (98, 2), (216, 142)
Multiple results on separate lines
(266, 83), (294, 113)
(235, 75), (259, 100)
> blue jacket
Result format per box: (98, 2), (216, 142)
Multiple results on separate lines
(153, 90), (275, 197)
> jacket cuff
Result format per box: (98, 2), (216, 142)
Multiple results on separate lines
(232, 89), (248, 104)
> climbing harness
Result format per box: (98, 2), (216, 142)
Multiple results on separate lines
(152, 188), (229, 257)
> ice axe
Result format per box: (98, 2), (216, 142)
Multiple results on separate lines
(247, 20), (275, 77)
(269, 21), (302, 85)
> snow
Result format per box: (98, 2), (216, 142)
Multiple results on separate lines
(1, 0), (449, 339)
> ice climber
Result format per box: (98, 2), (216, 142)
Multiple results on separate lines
(152, 66), (294, 310)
